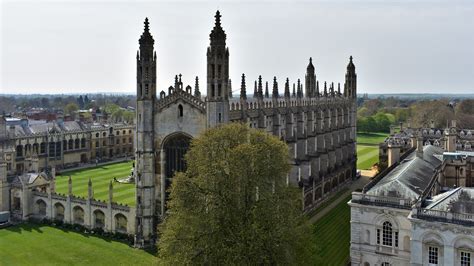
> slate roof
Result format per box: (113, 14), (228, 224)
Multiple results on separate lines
(367, 145), (443, 201)
(425, 187), (474, 215)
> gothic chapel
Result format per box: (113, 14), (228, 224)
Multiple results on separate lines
(133, 11), (357, 247)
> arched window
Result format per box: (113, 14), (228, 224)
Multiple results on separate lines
(74, 139), (80, 149)
(115, 213), (127, 233)
(54, 203), (65, 221)
(381, 263), (391, 266)
(73, 206), (84, 224)
(383, 221), (393, 246)
(178, 104), (183, 117)
(81, 138), (86, 148)
(94, 210), (105, 229)
(36, 200), (46, 216)
(16, 145), (23, 157)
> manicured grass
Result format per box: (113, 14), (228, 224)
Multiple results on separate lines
(312, 195), (352, 265)
(56, 161), (136, 206)
(306, 188), (349, 219)
(357, 145), (379, 170)
(0, 224), (156, 265)
(357, 132), (387, 145)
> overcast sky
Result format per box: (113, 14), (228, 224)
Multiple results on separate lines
(1, 0), (473, 95)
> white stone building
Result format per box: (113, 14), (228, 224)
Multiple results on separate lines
(350, 131), (474, 266)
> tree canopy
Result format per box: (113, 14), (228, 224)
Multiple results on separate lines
(157, 123), (314, 265)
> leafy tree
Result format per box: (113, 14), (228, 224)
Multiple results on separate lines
(64, 103), (79, 118)
(158, 123), (314, 265)
(374, 112), (391, 132)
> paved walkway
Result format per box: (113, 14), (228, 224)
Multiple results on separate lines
(309, 172), (373, 223)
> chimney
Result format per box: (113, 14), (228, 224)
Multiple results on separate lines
(430, 120), (435, 128)
(416, 135), (424, 159)
(451, 120), (457, 128)
(399, 122), (403, 132)
(410, 134), (417, 149)
(387, 141), (401, 167)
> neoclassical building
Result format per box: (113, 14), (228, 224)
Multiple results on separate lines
(0, 116), (137, 235)
(134, 11), (357, 247)
(350, 123), (474, 265)
(0, 117), (134, 176)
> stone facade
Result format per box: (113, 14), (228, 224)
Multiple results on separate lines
(350, 134), (474, 265)
(0, 117), (134, 176)
(133, 11), (358, 247)
(0, 144), (134, 235)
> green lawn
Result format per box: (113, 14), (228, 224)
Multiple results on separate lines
(0, 224), (156, 265)
(357, 145), (379, 170)
(312, 195), (352, 265)
(56, 161), (136, 206)
(356, 132), (387, 145)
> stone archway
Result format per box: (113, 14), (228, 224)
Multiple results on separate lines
(93, 209), (105, 229)
(160, 132), (192, 213)
(54, 203), (65, 221)
(36, 199), (47, 217)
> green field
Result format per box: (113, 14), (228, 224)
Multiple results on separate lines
(56, 161), (136, 206)
(313, 195), (352, 265)
(357, 132), (387, 145)
(0, 224), (156, 265)
(356, 132), (387, 170)
(357, 145), (379, 170)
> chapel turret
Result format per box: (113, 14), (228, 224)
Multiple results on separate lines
(344, 56), (357, 99)
(305, 57), (317, 97)
(206, 10), (230, 127)
(135, 17), (157, 248)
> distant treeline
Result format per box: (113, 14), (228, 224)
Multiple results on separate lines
(357, 96), (474, 131)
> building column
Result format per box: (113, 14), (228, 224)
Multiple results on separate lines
(444, 245), (454, 266)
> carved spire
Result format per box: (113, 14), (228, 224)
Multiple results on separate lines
(144, 17), (150, 32)
(347, 55), (355, 72)
(139, 17), (154, 48)
(228, 79), (233, 98)
(272, 77), (279, 98)
(292, 83), (296, 97)
(285, 78), (290, 98)
(210, 10), (226, 47)
(240, 73), (247, 100)
(297, 79), (302, 98)
(307, 57), (314, 71)
(194, 76), (201, 97)
(324, 81), (328, 96)
(345, 55), (357, 99)
(174, 75), (179, 90)
(258, 75), (263, 99)
(338, 83), (341, 95)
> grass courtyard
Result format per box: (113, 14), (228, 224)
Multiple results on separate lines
(356, 132), (387, 170)
(357, 145), (379, 170)
(312, 195), (352, 265)
(56, 161), (136, 206)
(0, 224), (156, 265)
(357, 132), (387, 145)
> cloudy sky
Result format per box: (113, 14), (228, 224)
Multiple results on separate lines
(1, 0), (473, 95)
